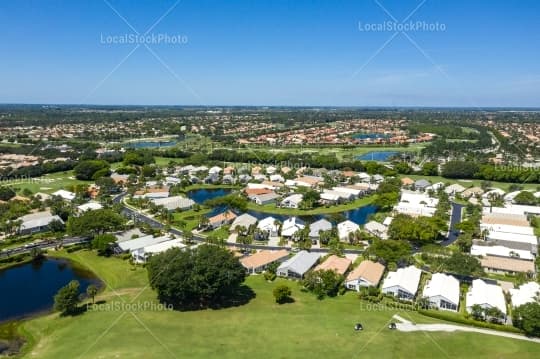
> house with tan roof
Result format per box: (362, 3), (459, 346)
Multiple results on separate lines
(314, 255), (351, 276)
(240, 249), (289, 274)
(480, 255), (536, 276)
(344, 260), (385, 291)
(208, 210), (237, 229)
(401, 177), (414, 186)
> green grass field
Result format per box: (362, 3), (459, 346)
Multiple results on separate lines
(16, 250), (540, 358)
(246, 196), (375, 215)
(5, 171), (91, 195)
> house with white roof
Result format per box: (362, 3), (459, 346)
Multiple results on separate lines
(18, 211), (64, 234)
(337, 220), (360, 241)
(131, 238), (186, 263)
(281, 194), (303, 209)
(230, 213), (258, 232)
(471, 244), (535, 261)
(51, 189), (76, 201)
(381, 265), (422, 300)
(281, 217), (305, 238)
(208, 166), (222, 175)
(509, 282), (540, 307)
(309, 218), (332, 241)
(257, 216), (280, 237)
(444, 183), (466, 196)
(466, 279), (507, 316)
(364, 220), (388, 240)
(394, 191), (439, 217)
(117, 235), (171, 253)
(151, 196), (195, 211)
(422, 273), (460, 311)
(269, 174), (284, 183)
(277, 250), (321, 279)
(77, 201), (103, 213)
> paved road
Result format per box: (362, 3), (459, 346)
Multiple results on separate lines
(442, 202), (464, 246)
(0, 236), (90, 258)
(393, 315), (540, 344)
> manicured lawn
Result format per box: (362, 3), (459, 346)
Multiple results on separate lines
(6, 170), (91, 195)
(246, 196), (376, 215)
(19, 250), (540, 359)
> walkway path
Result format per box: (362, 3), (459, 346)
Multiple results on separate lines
(392, 315), (540, 344)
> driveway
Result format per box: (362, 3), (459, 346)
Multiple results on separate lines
(442, 202), (464, 246)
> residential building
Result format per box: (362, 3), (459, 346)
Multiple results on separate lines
(422, 273), (460, 312)
(18, 211), (63, 234)
(117, 235), (171, 253)
(337, 220), (360, 241)
(466, 279), (507, 316)
(131, 239), (186, 263)
(381, 265), (422, 300)
(208, 210), (237, 229)
(240, 249), (289, 274)
(364, 220), (388, 239)
(394, 191), (439, 217)
(281, 194), (303, 209)
(309, 218), (332, 241)
(277, 250), (321, 279)
(151, 196), (195, 211)
(480, 255), (536, 276)
(344, 260), (385, 291)
(230, 213), (258, 232)
(313, 255), (351, 276)
(249, 192), (280, 205)
(281, 217), (305, 238)
(257, 216), (280, 237)
(509, 282), (540, 307)
(51, 189), (76, 201)
(77, 201), (103, 213)
(414, 179), (431, 191)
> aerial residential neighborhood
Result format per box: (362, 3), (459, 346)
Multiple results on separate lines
(1, 1), (540, 358)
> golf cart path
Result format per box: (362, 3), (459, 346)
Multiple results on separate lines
(392, 315), (540, 344)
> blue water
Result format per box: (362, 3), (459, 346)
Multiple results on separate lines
(188, 189), (378, 225)
(0, 258), (101, 322)
(357, 151), (399, 161)
(125, 140), (177, 149)
(187, 188), (232, 204)
(353, 133), (389, 140)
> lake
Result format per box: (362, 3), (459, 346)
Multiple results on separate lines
(248, 204), (377, 225)
(353, 133), (389, 140)
(188, 188), (378, 225)
(356, 151), (399, 162)
(125, 140), (177, 149)
(0, 258), (101, 322)
(187, 188), (232, 204)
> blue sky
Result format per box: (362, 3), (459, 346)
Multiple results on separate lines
(0, 0), (539, 107)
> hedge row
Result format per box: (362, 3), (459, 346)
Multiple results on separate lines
(418, 309), (523, 334)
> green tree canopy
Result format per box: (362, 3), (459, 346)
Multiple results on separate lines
(147, 245), (246, 310)
(73, 160), (110, 180)
(53, 280), (81, 315)
(67, 209), (125, 237)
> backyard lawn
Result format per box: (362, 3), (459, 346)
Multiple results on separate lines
(18, 250), (540, 359)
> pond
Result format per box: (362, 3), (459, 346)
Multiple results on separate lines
(247, 204), (377, 225)
(356, 151), (399, 162)
(352, 133), (389, 140)
(125, 140), (177, 149)
(0, 258), (101, 322)
(187, 188), (232, 204)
